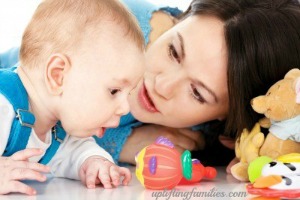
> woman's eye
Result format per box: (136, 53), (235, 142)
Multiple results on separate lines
(109, 88), (121, 95)
(168, 43), (181, 63)
(191, 84), (206, 103)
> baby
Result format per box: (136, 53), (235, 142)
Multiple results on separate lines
(0, 0), (145, 195)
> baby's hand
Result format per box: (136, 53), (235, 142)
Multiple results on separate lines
(0, 148), (51, 195)
(79, 156), (131, 189)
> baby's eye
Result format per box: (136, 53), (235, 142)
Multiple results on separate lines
(109, 88), (121, 95)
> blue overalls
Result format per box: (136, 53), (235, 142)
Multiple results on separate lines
(0, 67), (66, 165)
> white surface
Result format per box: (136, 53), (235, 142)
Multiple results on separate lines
(0, 0), (192, 53)
(148, 0), (191, 10)
(2, 167), (254, 200)
(0, 0), (40, 53)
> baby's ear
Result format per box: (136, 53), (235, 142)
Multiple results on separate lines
(45, 54), (70, 95)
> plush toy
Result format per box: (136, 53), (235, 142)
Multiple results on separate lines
(251, 68), (300, 159)
(230, 123), (265, 181)
(231, 68), (300, 182)
(135, 136), (217, 190)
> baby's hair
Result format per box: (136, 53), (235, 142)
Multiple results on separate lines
(20, 0), (144, 68)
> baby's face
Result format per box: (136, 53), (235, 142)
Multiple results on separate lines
(59, 23), (145, 138)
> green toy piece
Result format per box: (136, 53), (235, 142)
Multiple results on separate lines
(181, 150), (192, 180)
(248, 156), (272, 183)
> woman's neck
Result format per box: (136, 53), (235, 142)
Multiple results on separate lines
(17, 66), (58, 142)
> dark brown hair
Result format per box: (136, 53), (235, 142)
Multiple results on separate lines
(182, 0), (300, 138)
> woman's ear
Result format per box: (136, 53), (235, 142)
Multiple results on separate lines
(45, 53), (71, 95)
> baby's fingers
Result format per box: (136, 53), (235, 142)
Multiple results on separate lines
(11, 148), (44, 161)
(99, 170), (112, 189)
(109, 166), (121, 187)
(85, 166), (98, 189)
(11, 168), (47, 182)
(3, 181), (36, 195)
(97, 162), (113, 189)
(118, 167), (131, 186)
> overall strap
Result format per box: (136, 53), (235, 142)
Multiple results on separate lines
(0, 68), (35, 156)
(39, 122), (67, 165)
(0, 68), (66, 164)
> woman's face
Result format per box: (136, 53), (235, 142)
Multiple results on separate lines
(129, 15), (229, 128)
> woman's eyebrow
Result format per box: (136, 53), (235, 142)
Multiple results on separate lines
(193, 79), (219, 103)
(177, 32), (185, 59)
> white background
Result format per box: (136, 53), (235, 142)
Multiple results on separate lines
(0, 0), (192, 53)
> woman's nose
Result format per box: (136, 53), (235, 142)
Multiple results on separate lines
(154, 70), (184, 100)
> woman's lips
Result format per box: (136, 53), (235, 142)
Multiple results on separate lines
(138, 83), (158, 112)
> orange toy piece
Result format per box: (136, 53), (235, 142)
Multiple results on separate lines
(179, 159), (217, 185)
(135, 136), (217, 190)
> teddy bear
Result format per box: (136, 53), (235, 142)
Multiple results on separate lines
(251, 68), (300, 159)
(231, 68), (300, 182)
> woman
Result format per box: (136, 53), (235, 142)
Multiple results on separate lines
(103, 0), (300, 167)
(109, 0), (300, 167)
(2, 0), (300, 168)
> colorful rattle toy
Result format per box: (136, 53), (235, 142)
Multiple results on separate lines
(247, 153), (300, 199)
(135, 136), (217, 190)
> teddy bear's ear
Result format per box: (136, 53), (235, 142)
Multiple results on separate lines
(284, 68), (300, 79)
(295, 78), (300, 104)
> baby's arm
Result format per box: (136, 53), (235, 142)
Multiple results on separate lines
(48, 136), (131, 188)
(0, 149), (50, 195)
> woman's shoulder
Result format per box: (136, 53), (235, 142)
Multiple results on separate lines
(121, 0), (182, 45)
(148, 10), (176, 46)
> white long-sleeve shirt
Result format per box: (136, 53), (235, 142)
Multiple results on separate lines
(0, 94), (113, 180)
